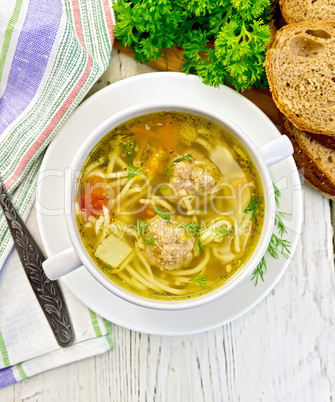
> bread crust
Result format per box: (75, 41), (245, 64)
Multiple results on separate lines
(265, 21), (335, 136)
(281, 115), (335, 199)
(279, 0), (335, 24)
(303, 131), (335, 149)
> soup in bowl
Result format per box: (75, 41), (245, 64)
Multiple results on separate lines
(43, 102), (293, 310)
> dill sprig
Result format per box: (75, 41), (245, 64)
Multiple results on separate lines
(215, 227), (234, 239)
(162, 154), (193, 177)
(136, 219), (157, 246)
(273, 182), (281, 207)
(251, 184), (292, 286)
(267, 234), (291, 259)
(135, 219), (149, 239)
(244, 193), (263, 226)
(143, 234), (157, 246)
(159, 185), (171, 194)
(189, 270), (207, 289)
(155, 207), (171, 221)
(172, 154), (192, 164)
(162, 163), (174, 177)
(182, 222), (202, 236)
(100, 264), (111, 270)
(196, 238), (204, 255)
(251, 257), (266, 286)
(120, 138), (136, 166)
(275, 212), (291, 237)
(127, 166), (142, 179)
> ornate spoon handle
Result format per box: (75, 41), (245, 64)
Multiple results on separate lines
(0, 179), (75, 347)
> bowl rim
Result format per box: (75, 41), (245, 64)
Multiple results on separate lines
(65, 101), (275, 311)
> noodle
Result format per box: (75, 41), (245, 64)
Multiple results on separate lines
(95, 216), (105, 235)
(234, 232), (241, 253)
(139, 197), (174, 211)
(123, 266), (163, 292)
(115, 175), (144, 204)
(212, 245), (235, 264)
(116, 155), (127, 169)
(106, 152), (117, 173)
(87, 170), (105, 179)
(194, 137), (213, 152)
(104, 171), (129, 179)
(84, 157), (105, 174)
(121, 186), (149, 209)
(130, 276), (148, 292)
(136, 249), (154, 278)
(103, 206), (110, 225)
(125, 265), (186, 295)
(108, 177), (129, 188)
(76, 111), (265, 300)
(110, 250), (136, 273)
(200, 218), (234, 245)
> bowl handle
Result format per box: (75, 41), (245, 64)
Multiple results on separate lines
(258, 135), (293, 167)
(42, 247), (81, 280)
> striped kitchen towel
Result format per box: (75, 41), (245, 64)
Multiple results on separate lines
(0, 0), (114, 269)
(0, 0), (115, 388)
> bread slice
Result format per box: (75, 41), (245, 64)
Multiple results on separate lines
(281, 115), (335, 199)
(265, 22), (335, 136)
(303, 131), (335, 149)
(279, 0), (335, 24)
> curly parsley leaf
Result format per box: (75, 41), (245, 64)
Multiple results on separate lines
(113, 0), (273, 91)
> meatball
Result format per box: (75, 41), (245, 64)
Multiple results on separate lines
(171, 160), (216, 199)
(144, 217), (195, 270)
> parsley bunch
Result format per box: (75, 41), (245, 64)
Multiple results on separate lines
(113, 0), (273, 91)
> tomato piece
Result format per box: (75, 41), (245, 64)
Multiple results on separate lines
(80, 176), (109, 217)
(91, 187), (108, 210)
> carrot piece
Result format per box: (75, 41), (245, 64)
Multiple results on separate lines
(145, 147), (168, 176)
(130, 120), (177, 152)
(156, 120), (176, 151)
(139, 205), (156, 220)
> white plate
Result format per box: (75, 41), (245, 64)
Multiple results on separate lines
(36, 72), (303, 336)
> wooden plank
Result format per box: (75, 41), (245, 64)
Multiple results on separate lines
(1, 51), (334, 402)
(114, 39), (281, 125)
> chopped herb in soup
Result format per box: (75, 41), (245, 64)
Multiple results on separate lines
(75, 112), (264, 300)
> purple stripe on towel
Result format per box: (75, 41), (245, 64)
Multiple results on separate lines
(0, 0), (62, 134)
(0, 367), (16, 388)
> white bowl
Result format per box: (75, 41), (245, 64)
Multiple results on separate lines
(42, 101), (293, 310)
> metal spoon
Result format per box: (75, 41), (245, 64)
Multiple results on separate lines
(0, 178), (75, 347)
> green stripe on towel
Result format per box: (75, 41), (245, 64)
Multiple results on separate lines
(102, 319), (114, 350)
(89, 309), (102, 338)
(0, 330), (10, 367)
(0, 0), (24, 83)
(16, 363), (27, 380)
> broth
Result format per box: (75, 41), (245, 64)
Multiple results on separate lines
(75, 112), (264, 300)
